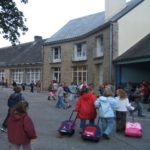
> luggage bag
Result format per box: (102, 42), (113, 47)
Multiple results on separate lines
(125, 114), (142, 137)
(58, 110), (77, 136)
(81, 117), (101, 142)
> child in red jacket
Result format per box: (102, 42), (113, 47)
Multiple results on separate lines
(75, 87), (97, 133)
(7, 100), (37, 150)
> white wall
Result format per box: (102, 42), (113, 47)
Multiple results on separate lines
(118, 0), (150, 55)
(105, 0), (126, 21)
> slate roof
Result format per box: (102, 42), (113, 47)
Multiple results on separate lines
(114, 33), (150, 62)
(45, 0), (144, 45)
(0, 38), (45, 67)
(45, 12), (106, 45)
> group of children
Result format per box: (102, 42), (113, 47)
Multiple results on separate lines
(75, 87), (135, 140)
(48, 81), (77, 109)
(0, 82), (144, 149)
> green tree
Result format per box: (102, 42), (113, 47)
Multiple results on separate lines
(0, 0), (28, 45)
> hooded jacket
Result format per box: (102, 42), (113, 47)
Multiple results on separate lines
(95, 96), (118, 118)
(75, 92), (97, 119)
(8, 93), (24, 108)
(7, 112), (37, 145)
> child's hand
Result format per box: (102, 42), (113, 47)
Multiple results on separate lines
(31, 139), (36, 144)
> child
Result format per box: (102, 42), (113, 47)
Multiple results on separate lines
(64, 93), (71, 109)
(115, 89), (134, 133)
(75, 87), (97, 133)
(95, 89), (118, 139)
(48, 91), (56, 101)
(7, 101), (37, 150)
(0, 86), (24, 132)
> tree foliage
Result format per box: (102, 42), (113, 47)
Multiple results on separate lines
(0, 0), (28, 45)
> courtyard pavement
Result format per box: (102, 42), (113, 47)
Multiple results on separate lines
(0, 87), (150, 150)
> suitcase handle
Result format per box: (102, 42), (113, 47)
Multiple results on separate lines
(69, 110), (78, 123)
(96, 117), (100, 126)
(130, 110), (135, 122)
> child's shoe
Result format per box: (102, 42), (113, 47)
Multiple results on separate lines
(79, 128), (83, 134)
(0, 127), (7, 133)
(102, 133), (110, 140)
(67, 104), (72, 109)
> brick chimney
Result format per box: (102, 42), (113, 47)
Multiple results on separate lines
(105, 0), (126, 21)
(34, 36), (42, 41)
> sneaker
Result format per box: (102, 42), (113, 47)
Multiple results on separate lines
(79, 128), (83, 134)
(67, 104), (72, 109)
(0, 127), (7, 133)
(102, 133), (110, 140)
(138, 114), (145, 117)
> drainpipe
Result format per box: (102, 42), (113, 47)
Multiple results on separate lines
(109, 22), (113, 83)
(41, 45), (44, 91)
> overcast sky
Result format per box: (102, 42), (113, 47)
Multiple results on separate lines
(0, 0), (105, 47)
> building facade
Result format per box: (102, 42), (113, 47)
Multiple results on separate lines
(0, 36), (44, 87)
(42, 0), (150, 91)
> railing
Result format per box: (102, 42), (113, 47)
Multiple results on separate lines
(72, 53), (87, 61)
(51, 58), (61, 63)
(93, 48), (103, 58)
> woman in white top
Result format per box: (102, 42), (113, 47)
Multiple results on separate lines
(115, 89), (134, 132)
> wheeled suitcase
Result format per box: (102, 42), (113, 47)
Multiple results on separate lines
(81, 117), (101, 142)
(58, 110), (77, 136)
(125, 114), (142, 137)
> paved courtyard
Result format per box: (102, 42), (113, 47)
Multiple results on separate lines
(0, 87), (150, 150)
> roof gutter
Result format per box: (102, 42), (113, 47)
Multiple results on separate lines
(109, 22), (113, 83)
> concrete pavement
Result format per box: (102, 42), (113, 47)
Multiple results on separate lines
(0, 87), (150, 150)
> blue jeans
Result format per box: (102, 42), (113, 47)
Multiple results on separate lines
(80, 119), (95, 129)
(133, 101), (143, 116)
(56, 96), (66, 109)
(101, 117), (115, 135)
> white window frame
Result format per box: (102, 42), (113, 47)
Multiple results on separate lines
(11, 69), (24, 84)
(72, 66), (87, 85)
(52, 47), (61, 63)
(93, 36), (104, 58)
(73, 43), (87, 61)
(52, 67), (61, 83)
(0, 70), (5, 82)
(26, 69), (41, 84)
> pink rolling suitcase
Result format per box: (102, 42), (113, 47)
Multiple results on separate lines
(125, 115), (142, 137)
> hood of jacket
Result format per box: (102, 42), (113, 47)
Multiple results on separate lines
(81, 92), (95, 101)
(10, 112), (26, 121)
(95, 96), (116, 118)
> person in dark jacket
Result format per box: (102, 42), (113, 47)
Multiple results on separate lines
(0, 86), (24, 132)
(30, 81), (34, 93)
(7, 100), (37, 150)
(132, 85), (145, 117)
